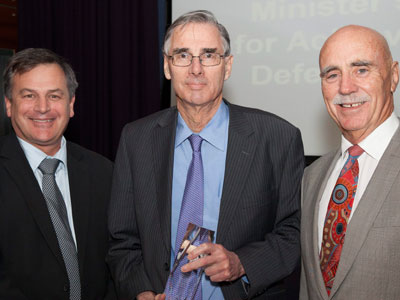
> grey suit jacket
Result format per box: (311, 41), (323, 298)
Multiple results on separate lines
(300, 127), (400, 300)
(107, 101), (304, 300)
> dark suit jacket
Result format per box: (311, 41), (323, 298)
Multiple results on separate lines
(0, 133), (115, 300)
(107, 102), (304, 299)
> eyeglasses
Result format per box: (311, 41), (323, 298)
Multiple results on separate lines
(167, 52), (225, 67)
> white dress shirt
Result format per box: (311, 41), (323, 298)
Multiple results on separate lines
(318, 113), (399, 250)
(18, 136), (77, 247)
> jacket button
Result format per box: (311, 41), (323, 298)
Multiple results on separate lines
(63, 284), (69, 292)
(164, 262), (170, 271)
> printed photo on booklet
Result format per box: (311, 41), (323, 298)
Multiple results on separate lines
(164, 223), (214, 300)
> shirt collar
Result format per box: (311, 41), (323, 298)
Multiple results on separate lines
(175, 101), (229, 151)
(340, 113), (399, 160)
(18, 136), (68, 172)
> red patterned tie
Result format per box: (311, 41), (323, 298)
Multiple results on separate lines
(320, 145), (364, 295)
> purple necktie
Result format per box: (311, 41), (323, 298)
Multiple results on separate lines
(170, 134), (204, 300)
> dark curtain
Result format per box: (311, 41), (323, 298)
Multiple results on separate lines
(18, 0), (163, 160)
(0, 50), (13, 136)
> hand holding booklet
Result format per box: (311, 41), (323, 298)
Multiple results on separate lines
(164, 223), (214, 300)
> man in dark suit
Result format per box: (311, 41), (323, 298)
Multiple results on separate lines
(0, 48), (115, 299)
(107, 10), (304, 300)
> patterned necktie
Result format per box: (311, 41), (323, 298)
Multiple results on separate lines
(170, 134), (204, 300)
(320, 145), (364, 295)
(39, 158), (81, 300)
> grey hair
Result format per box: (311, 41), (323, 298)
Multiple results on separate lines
(163, 10), (231, 56)
(3, 48), (78, 100)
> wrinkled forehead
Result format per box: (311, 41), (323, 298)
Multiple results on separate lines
(169, 22), (223, 53)
(319, 28), (387, 70)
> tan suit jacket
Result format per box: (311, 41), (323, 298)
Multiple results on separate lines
(300, 127), (400, 300)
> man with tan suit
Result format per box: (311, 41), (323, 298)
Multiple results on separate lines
(300, 25), (400, 299)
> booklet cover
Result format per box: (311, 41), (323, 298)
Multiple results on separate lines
(164, 223), (214, 300)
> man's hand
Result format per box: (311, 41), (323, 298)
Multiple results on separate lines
(181, 243), (245, 282)
(136, 291), (166, 300)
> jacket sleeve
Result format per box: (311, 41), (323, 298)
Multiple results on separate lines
(234, 128), (304, 298)
(106, 127), (154, 299)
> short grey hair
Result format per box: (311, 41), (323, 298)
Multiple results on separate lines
(163, 10), (231, 56)
(3, 48), (78, 100)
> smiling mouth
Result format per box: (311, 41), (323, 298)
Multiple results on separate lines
(188, 82), (205, 86)
(340, 102), (366, 108)
(31, 118), (54, 123)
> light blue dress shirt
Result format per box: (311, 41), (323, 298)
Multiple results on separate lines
(18, 136), (77, 247)
(171, 101), (229, 300)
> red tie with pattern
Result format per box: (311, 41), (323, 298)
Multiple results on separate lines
(320, 144), (364, 295)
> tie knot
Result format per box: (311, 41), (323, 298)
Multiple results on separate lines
(348, 144), (364, 158)
(38, 158), (61, 175)
(188, 134), (203, 152)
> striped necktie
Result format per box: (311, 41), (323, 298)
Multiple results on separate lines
(39, 158), (81, 300)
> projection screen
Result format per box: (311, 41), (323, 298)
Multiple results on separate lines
(171, 0), (400, 155)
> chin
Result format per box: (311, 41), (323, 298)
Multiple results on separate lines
(338, 116), (369, 130)
(180, 99), (206, 106)
(32, 134), (58, 144)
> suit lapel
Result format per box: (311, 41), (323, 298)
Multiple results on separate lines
(151, 108), (177, 252)
(0, 134), (66, 271)
(330, 128), (400, 297)
(216, 104), (256, 244)
(67, 144), (91, 276)
(307, 150), (340, 300)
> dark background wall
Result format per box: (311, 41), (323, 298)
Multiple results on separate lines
(0, 0), (172, 160)
(0, 0), (16, 136)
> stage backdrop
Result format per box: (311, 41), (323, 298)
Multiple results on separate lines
(0, 49), (13, 136)
(172, 0), (400, 155)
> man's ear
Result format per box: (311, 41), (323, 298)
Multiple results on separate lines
(69, 96), (76, 118)
(5, 97), (12, 118)
(391, 61), (399, 93)
(164, 55), (171, 80)
(224, 55), (233, 81)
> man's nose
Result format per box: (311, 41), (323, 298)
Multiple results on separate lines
(34, 96), (50, 113)
(189, 56), (204, 76)
(339, 73), (358, 95)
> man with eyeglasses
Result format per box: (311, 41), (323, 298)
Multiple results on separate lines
(107, 10), (304, 300)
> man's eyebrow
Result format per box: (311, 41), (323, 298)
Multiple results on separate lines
(320, 66), (338, 78)
(18, 88), (64, 95)
(18, 88), (36, 94)
(202, 48), (217, 53)
(320, 60), (375, 78)
(351, 60), (372, 67)
(47, 89), (64, 94)
(171, 48), (189, 55)
(170, 48), (218, 55)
